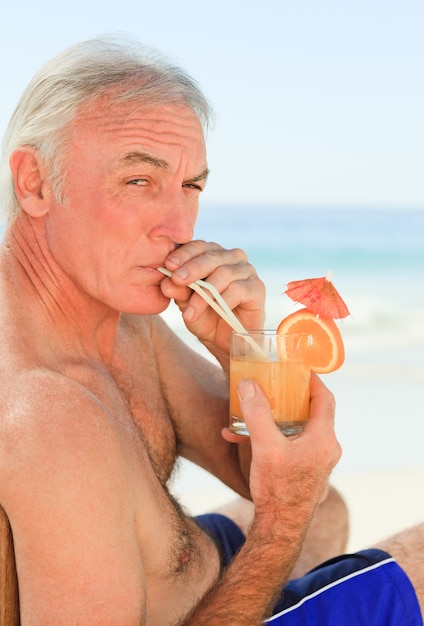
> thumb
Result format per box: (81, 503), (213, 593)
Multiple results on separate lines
(238, 379), (278, 441)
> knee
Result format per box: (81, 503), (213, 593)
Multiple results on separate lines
(321, 484), (350, 545)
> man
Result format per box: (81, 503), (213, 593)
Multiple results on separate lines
(0, 36), (422, 625)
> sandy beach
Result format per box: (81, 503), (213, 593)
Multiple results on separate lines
(332, 466), (424, 551)
(170, 460), (424, 553)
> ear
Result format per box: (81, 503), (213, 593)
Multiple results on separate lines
(9, 148), (51, 217)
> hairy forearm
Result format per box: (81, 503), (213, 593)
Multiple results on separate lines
(179, 358), (340, 624)
(181, 514), (310, 626)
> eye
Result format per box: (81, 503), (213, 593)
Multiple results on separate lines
(182, 182), (203, 192)
(127, 178), (148, 186)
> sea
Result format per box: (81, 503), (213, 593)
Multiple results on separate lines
(161, 206), (424, 475)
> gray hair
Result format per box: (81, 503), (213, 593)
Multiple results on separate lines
(0, 35), (214, 220)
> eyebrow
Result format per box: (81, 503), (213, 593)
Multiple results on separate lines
(120, 151), (169, 169)
(120, 151), (210, 184)
(187, 168), (210, 184)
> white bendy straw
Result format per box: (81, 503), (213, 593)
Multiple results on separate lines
(157, 267), (267, 358)
(157, 267), (248, 333)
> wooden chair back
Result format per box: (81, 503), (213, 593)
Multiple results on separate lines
(0, 505), (20, 625)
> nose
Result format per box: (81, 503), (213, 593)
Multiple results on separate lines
(149, 187), (197, 244)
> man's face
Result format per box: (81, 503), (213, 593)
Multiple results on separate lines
(44, 99), (208, 315)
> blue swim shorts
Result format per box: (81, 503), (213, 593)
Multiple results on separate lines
(195, 513), (423, 626)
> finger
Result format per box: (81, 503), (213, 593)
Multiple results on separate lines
(221, 427), (251, 444)
(305, 374), (336, 434)
(159, 275), (215, 323)
(164, 244), (264, 326)
(159, 275), (194, 308)
(164, 241), (249, 285)
(237, 380), (283, 452)
(304, 374), (342, 470)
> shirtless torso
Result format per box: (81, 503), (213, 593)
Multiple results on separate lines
(0, 309), (234, 624)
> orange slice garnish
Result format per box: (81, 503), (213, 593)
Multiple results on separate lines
(277, 308), (345, 373)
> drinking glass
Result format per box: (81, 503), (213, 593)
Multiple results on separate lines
(230, 330), (310, 436)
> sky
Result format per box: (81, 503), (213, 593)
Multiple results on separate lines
(0, 0), (423, 209)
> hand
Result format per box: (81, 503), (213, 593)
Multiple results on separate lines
(222, 375), (342, 539)
(160, 240), (265, 354)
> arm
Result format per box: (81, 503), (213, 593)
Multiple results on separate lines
(183, 375), (342, 625)
(158, 240), (263, 488)
(151, 314), (251, 497)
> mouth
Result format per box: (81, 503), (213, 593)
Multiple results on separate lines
(133, 265), (167, 285)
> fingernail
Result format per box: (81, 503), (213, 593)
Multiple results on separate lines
(174, 268), (188, 279)
(183, 306), (195, 322)
(238, 380), (256, 401)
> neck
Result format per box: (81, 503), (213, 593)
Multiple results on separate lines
(1, 213), (120, 364)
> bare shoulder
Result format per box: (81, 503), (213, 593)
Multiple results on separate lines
(1, 366), (112, 434)
(0, 367), (139, 503)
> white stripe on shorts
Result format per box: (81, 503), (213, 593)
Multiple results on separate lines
(264, 557), (395, 623)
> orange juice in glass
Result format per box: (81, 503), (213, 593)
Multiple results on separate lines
(230, 331), (310, 436)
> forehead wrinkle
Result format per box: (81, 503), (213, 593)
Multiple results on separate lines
(70, 103), (207, 179)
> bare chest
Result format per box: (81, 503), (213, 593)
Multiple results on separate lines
(109, 343), (177, 485)
(108, 332), (221, 621)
